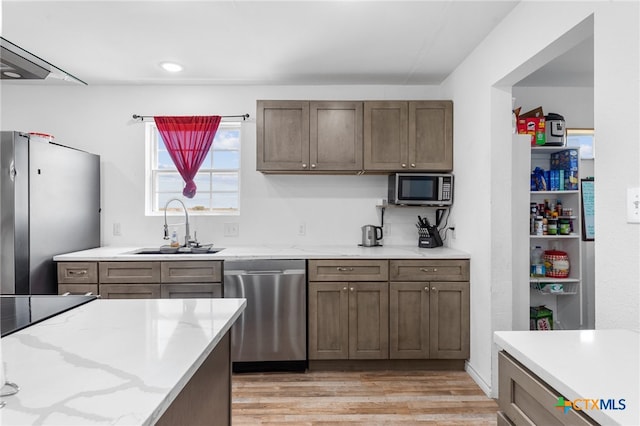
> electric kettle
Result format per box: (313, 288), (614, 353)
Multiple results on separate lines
(361, 225), (383, 247)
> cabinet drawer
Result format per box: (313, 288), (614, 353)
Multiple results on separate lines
(58, 283), (98, 296)
(99, 262), (161, 283)
(57, 262), (98, 284)
(99, 284), (161, 299)
(308, 260), (388, 281)
(498, 351), (597, 426)
(161, 283), (222, 299)
(161, 261), (222, 283)
(390, 260), (469, 282)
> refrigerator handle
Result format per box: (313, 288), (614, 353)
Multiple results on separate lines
(9, 160), (16, 182)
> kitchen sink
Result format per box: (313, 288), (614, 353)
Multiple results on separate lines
(130, 247), (224, 255)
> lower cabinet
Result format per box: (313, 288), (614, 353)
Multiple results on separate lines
(389, 281), (470, 359)
(308, 281), (388, 360)
(308, 258), (470, 363)
(498, 351), (597, 425)
(57, 261), (223, 299)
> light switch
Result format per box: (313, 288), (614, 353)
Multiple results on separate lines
(627, 187), (640, 223)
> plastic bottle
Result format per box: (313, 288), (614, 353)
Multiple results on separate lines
(170, 229), (179, 247)
(530, 246), (545, 277)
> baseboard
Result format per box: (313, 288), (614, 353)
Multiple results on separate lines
(465, 360), (493, 397)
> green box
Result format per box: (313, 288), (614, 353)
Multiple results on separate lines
(530, 305), (553, 330)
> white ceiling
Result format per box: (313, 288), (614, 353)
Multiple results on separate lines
(1, 1), (592, 87)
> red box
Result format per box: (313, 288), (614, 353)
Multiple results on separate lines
(517, 117), (546, 146)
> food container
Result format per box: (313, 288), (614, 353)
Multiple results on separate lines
(544, 250), (570, 278)
(544, 113), (566, 146)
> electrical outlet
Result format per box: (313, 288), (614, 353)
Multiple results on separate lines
(298, 222), (306, 236)
(113, 222), (121, 236)
(449, 224), (456, 239)
(628, 188), (640, 223)
(224, 223), (239, 237)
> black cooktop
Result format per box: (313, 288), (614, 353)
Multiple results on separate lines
(1, 295), (97, 337)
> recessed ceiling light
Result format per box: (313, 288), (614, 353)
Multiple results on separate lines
(3, 71), (22, 78)
(160, 62), (183, 73)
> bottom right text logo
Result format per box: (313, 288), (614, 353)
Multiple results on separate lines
(555, 397), (627, 414)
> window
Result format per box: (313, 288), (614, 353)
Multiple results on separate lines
(145, 121), (241, 215)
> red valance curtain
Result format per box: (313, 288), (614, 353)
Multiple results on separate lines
(154, 116), (222, 198)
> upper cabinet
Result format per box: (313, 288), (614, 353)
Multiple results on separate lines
(257, 99), (453, 173)
(363, 100), (453, 172)
(256, 100), (310, 172)
(257, 100), (363, 172)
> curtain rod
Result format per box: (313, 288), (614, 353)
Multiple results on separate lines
(132, 114), (250, 121)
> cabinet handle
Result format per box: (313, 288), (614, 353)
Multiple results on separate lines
(411, 163), (416, 168)
(431, 286), (437, 291)
(302, 163), (308, 168)
(343, 287), (347, 291)
(424, 286), (429, 292)
(350, 287), (354, 292)
(311, 164), (316, 169)
(419, 268), (438, 273)
(68, 270), (88, 275)
(401, 163), (407, 168)
(336, 267), (354, 272)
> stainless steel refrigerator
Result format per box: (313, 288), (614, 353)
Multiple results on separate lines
(1, 131), (100, 294)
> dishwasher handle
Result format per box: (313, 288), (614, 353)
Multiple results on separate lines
(225, 269), (305, 276)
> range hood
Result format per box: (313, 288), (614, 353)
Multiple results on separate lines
(0, 37), (86, 85)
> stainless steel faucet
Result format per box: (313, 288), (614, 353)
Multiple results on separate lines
(163, 198), (191, 247)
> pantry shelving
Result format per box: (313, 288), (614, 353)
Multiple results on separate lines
(529, 145), (582, 330)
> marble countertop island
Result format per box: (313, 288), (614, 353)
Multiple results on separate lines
(53, 244), (470, 261)
(495, 329), (639, 426)
(0, 298), (246, 425)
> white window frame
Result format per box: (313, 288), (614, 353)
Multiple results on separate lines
(145, 121), (241, 216)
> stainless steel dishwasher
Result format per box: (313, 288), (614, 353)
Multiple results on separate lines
(223, 259), (306, 371)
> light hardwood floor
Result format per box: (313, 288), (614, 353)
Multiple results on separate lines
(232, 370), (498, 425)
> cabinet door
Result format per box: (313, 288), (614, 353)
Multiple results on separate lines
(161, 261), (222, 283)
(389, 282), (430, 359)
(161, 283), (222, 299)
(257, 100), (310, 171)
(308, 282), (349, 360)
(99, 262), (161, 283)
(308, 259), (388, 282)
(409, 101), (453, 171)
(390, 259), (469, 282)
(310, 101), (363, 171)
(363, 101), (408, 171)
(57, 262), (98, 284)
(348, 282), (389, 359)
(99, 284), (161, 299)
(429, 281), (470, 359)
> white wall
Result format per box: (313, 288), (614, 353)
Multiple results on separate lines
(0, 84), (442, 248)
(512, 86), (594, 128)
(441, 1), (639, 396)
(592, 3), (640, 330)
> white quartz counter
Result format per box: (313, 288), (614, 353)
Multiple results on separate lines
(53, 244), (470, 262)
(0, 298), (246, 425)
(494, 329), (639, 426)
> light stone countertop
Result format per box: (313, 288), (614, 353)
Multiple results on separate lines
(53, 244), (470, 262)
(0, 298), (246, 425)
(494, 329), (639, 426)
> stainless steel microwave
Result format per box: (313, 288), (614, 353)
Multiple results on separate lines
(387, 173), (454, 206)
